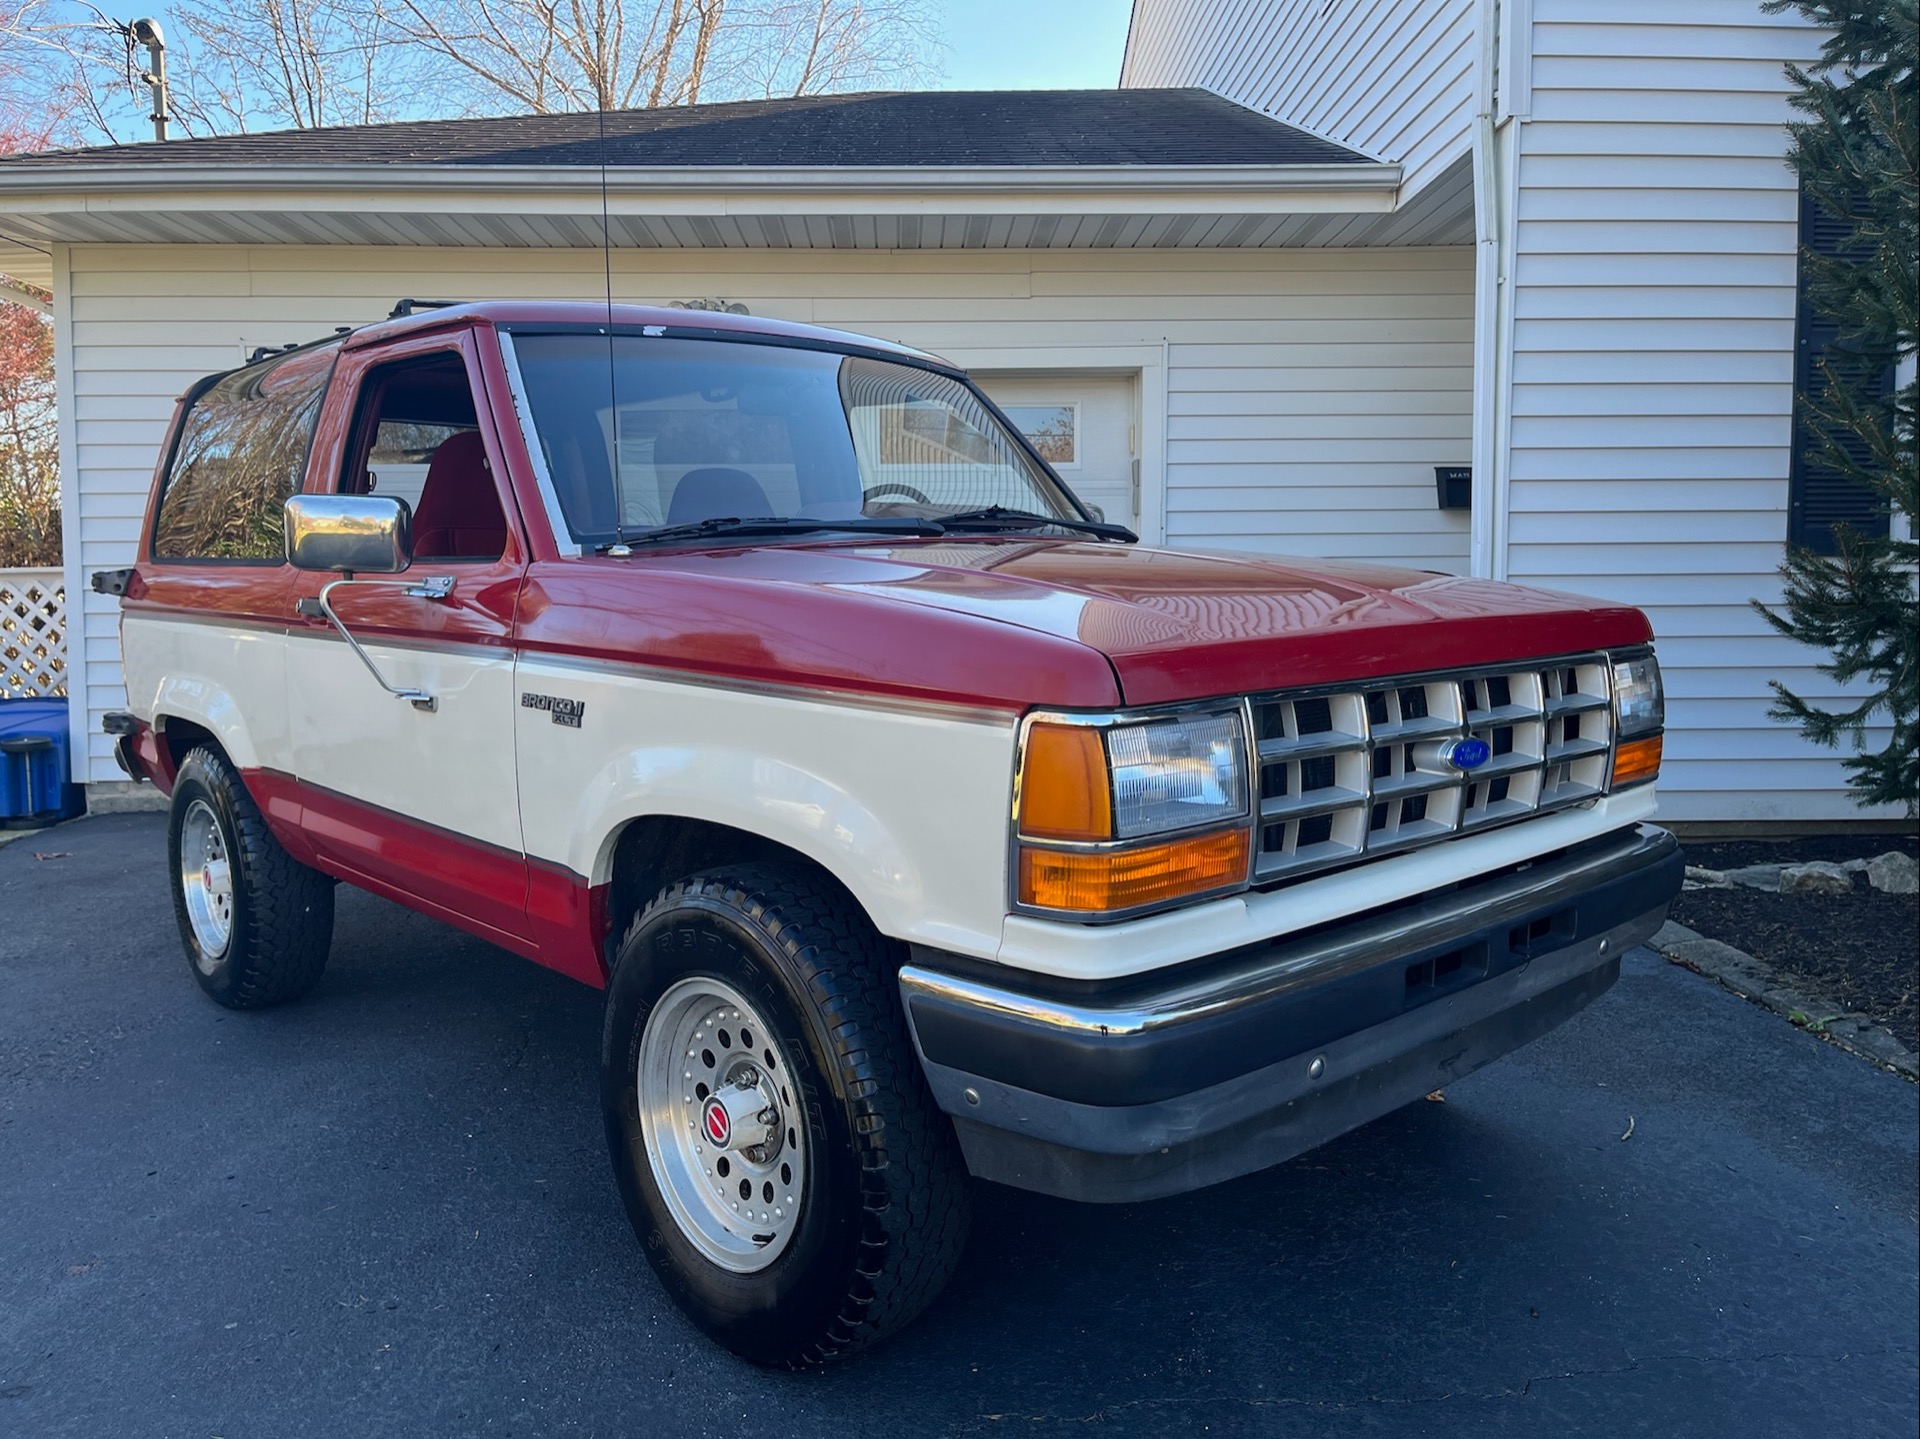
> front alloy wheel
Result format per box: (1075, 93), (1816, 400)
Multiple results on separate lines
(638, 975), (808, 1273)
(603, 864), (970, 1367)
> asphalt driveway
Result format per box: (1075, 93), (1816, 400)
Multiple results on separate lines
(3, 813), (1916, 1438)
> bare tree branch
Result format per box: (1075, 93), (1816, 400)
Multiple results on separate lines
(1, 0), (938, 147)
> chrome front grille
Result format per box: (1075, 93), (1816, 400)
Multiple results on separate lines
(1249, 656), (1615, 882)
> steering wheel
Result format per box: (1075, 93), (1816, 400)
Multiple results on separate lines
(862, 482), (932, 505)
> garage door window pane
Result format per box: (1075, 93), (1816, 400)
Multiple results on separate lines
(1001, 405), (1077, 468)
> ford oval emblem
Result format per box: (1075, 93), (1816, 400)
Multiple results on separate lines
(1445, 738), (1492, 771)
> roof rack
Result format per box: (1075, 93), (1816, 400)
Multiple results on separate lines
(388, 298), (467, 319)
(243, 328), (354, 366)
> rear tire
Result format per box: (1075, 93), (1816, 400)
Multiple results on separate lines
(602, 863), (970, 1367)
(167, 745), (334, 1009)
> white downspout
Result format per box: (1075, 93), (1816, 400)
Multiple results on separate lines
(1469, 0), (1505, 579)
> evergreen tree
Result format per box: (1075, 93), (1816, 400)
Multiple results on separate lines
(1756, 0), (1918, 813)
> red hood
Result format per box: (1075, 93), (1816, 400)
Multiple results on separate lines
(808, 541), (1652, 703)
(523, 539), (1652, 710)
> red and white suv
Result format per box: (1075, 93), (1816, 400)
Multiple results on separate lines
(101, 301), (1680, 1364)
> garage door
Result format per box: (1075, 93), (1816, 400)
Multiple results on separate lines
(976, 375), (1138, 531)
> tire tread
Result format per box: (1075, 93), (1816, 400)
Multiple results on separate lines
(171, 746), (333, 1008)
(619, 862), (969, 1365)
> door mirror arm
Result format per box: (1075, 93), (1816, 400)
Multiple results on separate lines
(298, 576), (456, 713)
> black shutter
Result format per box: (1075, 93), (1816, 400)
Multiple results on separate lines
(1787, 186), (1894, 554)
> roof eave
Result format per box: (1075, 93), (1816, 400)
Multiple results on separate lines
(0, 160), (1402, 211)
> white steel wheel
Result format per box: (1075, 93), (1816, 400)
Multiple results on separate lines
(637, 975), (807, 1274)
(178, 797), (235, 965)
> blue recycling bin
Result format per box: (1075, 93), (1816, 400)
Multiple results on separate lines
(0, 697), (85, 828)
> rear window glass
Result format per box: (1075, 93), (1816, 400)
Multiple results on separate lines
(153, 346), (336, 561)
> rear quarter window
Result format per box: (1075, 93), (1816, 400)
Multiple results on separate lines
(152, 346), (337, 562)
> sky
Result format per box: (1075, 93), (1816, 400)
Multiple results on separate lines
(937, 0), (1135, 90)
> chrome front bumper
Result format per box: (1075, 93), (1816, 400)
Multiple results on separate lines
(899, 824), (1682, 1203)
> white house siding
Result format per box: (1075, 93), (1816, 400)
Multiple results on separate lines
(1503, 1), (1880, 823)
(57, 241), (1473, 782)
(1122, 0), (1477, 201)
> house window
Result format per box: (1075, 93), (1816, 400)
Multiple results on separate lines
(1787, 186), (1894, 555)
(152, 345), (334, 562)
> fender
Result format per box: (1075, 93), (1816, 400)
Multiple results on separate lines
(568, 742), (1009, 962)
(510, 651), (1020, 968)
(146, 672), (269, 773)
(121, 610), (298, 846)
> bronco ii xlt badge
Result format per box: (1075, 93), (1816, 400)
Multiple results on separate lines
(521, 692), (586, 728)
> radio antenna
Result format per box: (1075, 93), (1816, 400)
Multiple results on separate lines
(598, 92), (629, 550)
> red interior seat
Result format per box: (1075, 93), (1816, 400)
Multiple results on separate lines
(411, 431), (506, 559)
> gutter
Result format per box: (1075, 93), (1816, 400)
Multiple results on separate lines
(1469, 0), (1520, 582)
(0, 161), (1403, 217)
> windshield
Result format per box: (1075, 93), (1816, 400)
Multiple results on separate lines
(505, 332), (1085, 546)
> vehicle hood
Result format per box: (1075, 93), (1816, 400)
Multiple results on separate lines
(713, 538), (1654, 705)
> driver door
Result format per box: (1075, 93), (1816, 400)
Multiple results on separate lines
(285, 329), (533, 948)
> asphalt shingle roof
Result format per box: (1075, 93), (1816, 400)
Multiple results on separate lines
(0, 89), (1369, 169)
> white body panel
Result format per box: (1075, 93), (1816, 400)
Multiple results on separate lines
(287, 631), (523, 852)
(510, 657), (1019, 960)
(120, 613), (290, 773)
(510, 655), (1660, 979)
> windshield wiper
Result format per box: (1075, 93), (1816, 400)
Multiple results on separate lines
(597, 515), (946, 553)
(935, 505), (1137, 543)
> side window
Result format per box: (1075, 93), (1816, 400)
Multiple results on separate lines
(152, 346), (335, 561)
(345, 353), (508, 563)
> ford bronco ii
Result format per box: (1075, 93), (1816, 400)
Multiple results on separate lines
(100, 300), (1681, 1365)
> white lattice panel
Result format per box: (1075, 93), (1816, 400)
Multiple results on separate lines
(1, 567), (67, 698)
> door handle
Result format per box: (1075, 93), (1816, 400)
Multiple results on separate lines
(404, 575), (456, 602)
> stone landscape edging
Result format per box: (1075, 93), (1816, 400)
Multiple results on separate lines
(1651, 920), (1918, 1081)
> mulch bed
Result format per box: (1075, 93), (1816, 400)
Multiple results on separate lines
(1668, 832), (1919, 1055)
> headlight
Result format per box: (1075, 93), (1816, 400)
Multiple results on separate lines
(1611, 654), (1664, 737)
(1610, 652), (1664, 788)
(1015, 708), (1251, 916)
(1107, 711), (1248, 838)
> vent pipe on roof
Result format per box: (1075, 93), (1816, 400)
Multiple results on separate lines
(128, 19), (170, 141)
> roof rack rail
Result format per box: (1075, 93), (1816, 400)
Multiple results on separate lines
(243, 327), (355, 366)
(388, 298), (466, 319)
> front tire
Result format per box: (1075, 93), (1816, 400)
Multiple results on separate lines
(167, 746), (334, 1008)
(602, 864), (970, 1366)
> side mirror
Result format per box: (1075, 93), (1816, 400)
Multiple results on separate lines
(1084, 503), (1106, 522)
(285, 494), (412, 573)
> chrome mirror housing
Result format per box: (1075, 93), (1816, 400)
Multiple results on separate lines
(285, 494), (412, 573)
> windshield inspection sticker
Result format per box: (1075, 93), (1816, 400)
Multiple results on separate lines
(521, 693), (586, 728)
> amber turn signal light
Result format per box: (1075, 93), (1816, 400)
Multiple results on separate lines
(1018, 723), (1113, 841)
(1612, 733), (1662, 788)
(1019, 828), (1250, 913)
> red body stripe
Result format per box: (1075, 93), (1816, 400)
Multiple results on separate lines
(241, 770), (612, 985)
